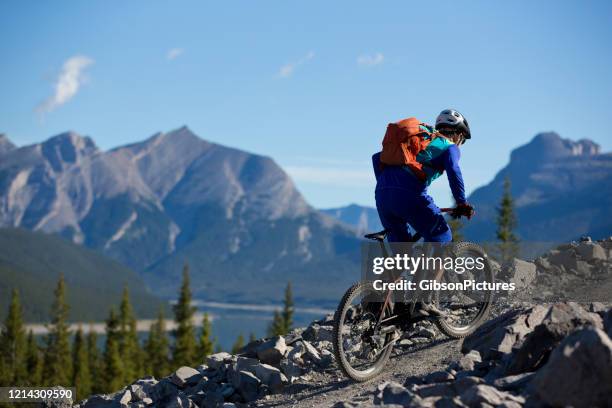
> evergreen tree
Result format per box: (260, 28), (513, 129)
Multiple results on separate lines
(25, 330), (43, 386)
(267, 282), (294, 336)
(448, 217), (464, 242)
(72, 327), (91, 401)
(249, 332), (257, 343)
(0, 289), (28, 386)
(144, 308), (170, 379)
(172, 264), (197, 367)
(281, 282), (294, 334)
(496, 177), (519, 263)
(43, 275), (72, 386)
(197, 313), (215, 360)
(86, 328), (103, 394)
(267, 310), (284, 337)
(118, 286), (142, 383)
(231, 334), (245, 354)
(102, 308), (124, 392)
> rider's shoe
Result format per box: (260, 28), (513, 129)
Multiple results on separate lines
(414, 302), (444, 317)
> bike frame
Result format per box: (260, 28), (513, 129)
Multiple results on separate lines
(370, 208), (455, 336)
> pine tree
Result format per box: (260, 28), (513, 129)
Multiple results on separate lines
(86, 328), (103, 394)
(267, 282), (294, 336)
(25, 330), (43, 386)
(0, 289), (28, 386)
(72, 327), (91, 401)
(267, 310), (284, 337)
(281, 282), (294, 334)
(496, 177), (519, 263)
(144, 308), (170, 379)
(197, 313), (214, 360)
(249, 332), (257, 343)
(102, 308), (124, 392)
(448, 217), (464, 242)
(172, 264), (197, 367)
(43, 275), (72, 386)
(231, 334), (245, 354)
(118, 286), (142, 383)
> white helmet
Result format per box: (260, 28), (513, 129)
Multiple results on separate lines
(435, 109), (471, 140)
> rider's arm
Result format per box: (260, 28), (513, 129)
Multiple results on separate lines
(372, 152), (382, 181)
(442, 145), (466, 204)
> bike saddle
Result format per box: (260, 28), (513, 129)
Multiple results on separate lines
(364, 229), (387, 242)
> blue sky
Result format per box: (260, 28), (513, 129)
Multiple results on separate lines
(1, 1), (611, 208)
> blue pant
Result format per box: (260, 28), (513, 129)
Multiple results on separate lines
(375, 188), (452, 243)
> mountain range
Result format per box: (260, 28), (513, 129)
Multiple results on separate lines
(1, 129), (609, 307)
(0, 128), (359, 305)
(464, 132), (611, 243)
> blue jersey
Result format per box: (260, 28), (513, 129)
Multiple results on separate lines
(373, 136), (466, 204)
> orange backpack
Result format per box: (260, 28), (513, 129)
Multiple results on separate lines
(380, 117), (439, 181)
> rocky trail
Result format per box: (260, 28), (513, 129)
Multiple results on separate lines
(260, 339), (461, 407)
(69, 238), (612, 408)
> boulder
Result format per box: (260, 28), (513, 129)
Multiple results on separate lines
(150, 378), (180, 402)
(255, 336), (286, 365)
(170, 366), (201, 387)
(374, 381), (419, 406)
(459, 384), (524, 408)
(547, 249), (579, 272)
(461, 306), (548, 359)
(117, 390), (131, 405)
(234, 356), (260, 374)
(301, 340), (322, 365)
(531, 327), (612, 408)
(280, 359), (303, 382)
(423, 370), (454, 383)
(576, 242), (607, 261)
(413, 383), (454, 398)
(253, 363), (286, 393)
(453, 350), (482, 372)
(501, 258), (537, 290)
(302, 323), (334, 342)
(231, 370), (261, 402)
(206, 352), (232, 370)
(507, 302), (603, 374)
(318, 348), (335, 368)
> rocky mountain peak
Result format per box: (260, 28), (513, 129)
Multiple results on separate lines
(41, 131), (98, 171)
(0, 134), (16, 154)
(509, 132), (601, 169)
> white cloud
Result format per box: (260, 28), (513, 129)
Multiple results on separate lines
(357, 53), (384, 67)
(166, 48), (184, 60)
(278, 51), (315, 78)
(36, 55), (94, 114)
(284, 165), (373, 187)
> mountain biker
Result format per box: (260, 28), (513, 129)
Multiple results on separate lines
(372, 109), (475, 315)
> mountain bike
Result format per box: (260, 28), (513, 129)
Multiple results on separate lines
(332, 208), (494, 381)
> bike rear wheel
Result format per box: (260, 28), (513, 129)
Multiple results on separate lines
(333, 281), (394, 382)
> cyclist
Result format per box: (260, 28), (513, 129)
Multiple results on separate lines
(372, 109), (475, 315)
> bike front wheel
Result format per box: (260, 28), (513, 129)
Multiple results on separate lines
(434, 242), (494, 338)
